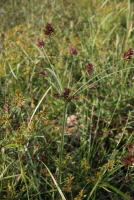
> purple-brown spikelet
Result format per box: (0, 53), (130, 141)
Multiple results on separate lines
(123, 48), (134, 61)
(121, 153), (134, 166)
(37, 39), (45, 47)
(85, 63), (94, 74)
(44, 23), (54, 36)
(53, 93), (61, 99)
(69, 45), (78, 55)
(53, 88), (78, 102)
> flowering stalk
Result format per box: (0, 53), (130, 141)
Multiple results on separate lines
(58, 102), (68, 186)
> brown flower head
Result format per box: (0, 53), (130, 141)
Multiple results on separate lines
(37, 39), (45, 48)
(53, 88), (77, 102)
(121, 153), (134, 166)
(44, 23), (54, 36)
(123, 48), (134, 61)
(53, 93), (61, 99)
(86, 63), (94, 74)
(62, 88), (71, 99)
(69, 45), (78, 55)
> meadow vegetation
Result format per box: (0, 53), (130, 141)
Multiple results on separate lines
(0, 0), (134, 199)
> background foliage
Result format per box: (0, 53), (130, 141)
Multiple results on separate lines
(0, 0), (134, 199)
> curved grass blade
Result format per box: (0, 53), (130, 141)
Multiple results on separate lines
(29, 86), (51, 125)
(46, 68), (62, 92)
(103, 183), (131, 200)
(74, 66), (134, 96)
(41, 161), (66, 200)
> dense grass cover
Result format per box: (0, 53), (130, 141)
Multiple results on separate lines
(0, 0), (134, 199)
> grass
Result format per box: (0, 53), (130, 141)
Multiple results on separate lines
(0, 0), (134, 199)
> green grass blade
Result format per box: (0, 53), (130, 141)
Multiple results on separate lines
(46, 68), (62, 92)
(103, 183), (131, 200)
(41, 161), (67, 200)
(29, 86), (51, 124)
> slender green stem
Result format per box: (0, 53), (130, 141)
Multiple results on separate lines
(24, 145), (42, 200)
(68, 55), (75, 87)
(58, 102), (68, 186)
(72, 60), (122, 96)
(73, 66), (134, 96)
